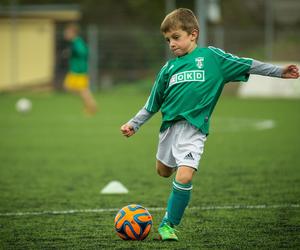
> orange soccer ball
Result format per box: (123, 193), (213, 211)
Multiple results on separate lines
(114, 204), (152, 240)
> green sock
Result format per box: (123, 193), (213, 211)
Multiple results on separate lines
(159, 211), (169, 228)
(161, 179), (192, 227)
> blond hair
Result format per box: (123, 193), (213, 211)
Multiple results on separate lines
(160, 8), (200, 40)
(65, 22), (80, 34)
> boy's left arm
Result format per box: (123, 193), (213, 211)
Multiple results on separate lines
(249, 60), (299, 79)
(281, 65), (299, 79)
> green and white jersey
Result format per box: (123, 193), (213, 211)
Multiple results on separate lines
(145, 46), (253, 134)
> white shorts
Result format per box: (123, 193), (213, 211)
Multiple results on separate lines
(156, 120), (207, 170)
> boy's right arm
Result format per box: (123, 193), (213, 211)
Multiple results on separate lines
(120, 107), (154, 137)
(120, 62), (169, 138)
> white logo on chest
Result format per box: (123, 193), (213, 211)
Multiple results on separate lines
(195, 57), (204, 69)
(169, 70), (205, 87)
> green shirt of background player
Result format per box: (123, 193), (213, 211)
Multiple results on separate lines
(63, 23), (97, 115)
(69, 36), (88, 74)
(121, 8), (299, 241)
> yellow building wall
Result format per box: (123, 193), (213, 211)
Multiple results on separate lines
(0, 18), (54, 90)
(0, 20), (12, 87)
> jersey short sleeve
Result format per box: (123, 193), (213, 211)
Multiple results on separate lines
(145, 63), (169, 113)
(208, 46), (253, 83)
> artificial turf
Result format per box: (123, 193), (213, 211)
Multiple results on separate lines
(0, 87), (299, 249)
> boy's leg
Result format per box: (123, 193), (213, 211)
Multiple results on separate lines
(158, 166), (194, 241)
(156, 160), (176, 178)
(164, 166), (194, 226)
(158, 121), (206, 240)
(175, 166), (195, 184)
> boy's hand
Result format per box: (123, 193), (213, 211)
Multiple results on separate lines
(282, 65), (299, 79)
(120, 124), (135, 137)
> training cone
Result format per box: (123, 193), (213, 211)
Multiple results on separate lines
(100, 181), (129, 194)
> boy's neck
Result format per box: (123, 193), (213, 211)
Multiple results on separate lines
(178, 44), (197, 57)
(188, 43), (197, 54)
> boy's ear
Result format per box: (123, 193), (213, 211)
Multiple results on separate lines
(190, 29), (199, 42)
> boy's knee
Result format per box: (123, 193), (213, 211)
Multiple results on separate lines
(175, 175), (192, 184)
(156, 167), (172, 178)
(175, 166), (195, 184)
(156, 161), (174, 178)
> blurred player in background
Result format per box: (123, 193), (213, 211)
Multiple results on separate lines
(121, 8), (299, 241)
(64, 23), (97, 115)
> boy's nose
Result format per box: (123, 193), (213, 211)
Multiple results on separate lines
(169, 41), (176, 49)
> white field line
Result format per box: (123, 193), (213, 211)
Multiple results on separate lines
(0, 204), (299, 217)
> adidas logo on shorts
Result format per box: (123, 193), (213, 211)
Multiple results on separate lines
(184, 152), (194, 160)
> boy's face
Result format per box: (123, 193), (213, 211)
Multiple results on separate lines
(164, 29), (198, 56)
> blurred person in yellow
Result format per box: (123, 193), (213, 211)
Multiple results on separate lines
(63, 23), (97, 115)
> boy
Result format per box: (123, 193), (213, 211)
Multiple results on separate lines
(121, 8), (299, 241)
(63, 23), (97, 115)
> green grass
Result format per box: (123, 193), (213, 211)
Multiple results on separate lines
(0, 88), (300, 249)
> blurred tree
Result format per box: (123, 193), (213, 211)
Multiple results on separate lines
(222, 0), (265, 28)
(0, 0), (266, 29)
(81, 0), (166, 27)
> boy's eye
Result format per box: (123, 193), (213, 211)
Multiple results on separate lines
(173, 35), (180, 40)
(165, 38), (170, 43)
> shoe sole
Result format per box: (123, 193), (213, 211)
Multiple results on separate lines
(158, 234), (178, 241)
